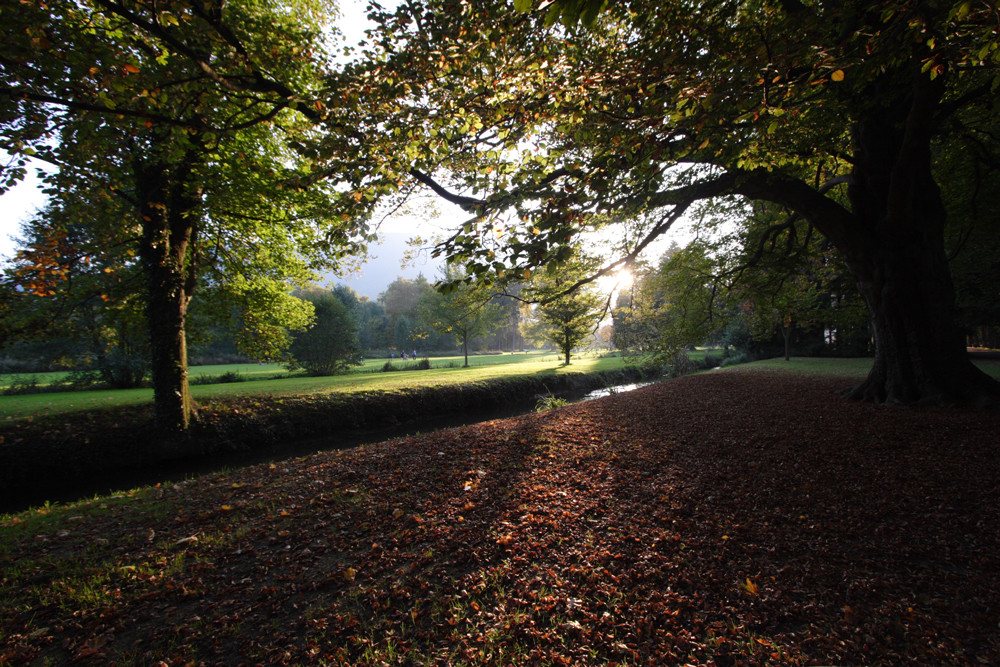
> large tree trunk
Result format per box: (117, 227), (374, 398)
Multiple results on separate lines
(845, 228), (995, 404)
(840, 74), (999, 405)
(137, 153), (202, 432)
(754, 70), (1000, 405)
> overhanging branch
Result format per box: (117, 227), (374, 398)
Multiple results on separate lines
(409, 164), (584, 216)
(408, 169), (484, 210)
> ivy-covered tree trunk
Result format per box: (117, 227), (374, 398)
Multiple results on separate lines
(136, 153), (201, 432)
(838, 78), (999, 405)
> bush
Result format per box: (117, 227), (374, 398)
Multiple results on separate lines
(535, 394), (570, 411)
(697, 352), (723, 370)
(66, 369), (100, 390)
(668, 352), (698, 378)
(721, 352), (749, 367)
(97, 350), (150, 389)
(2, 376), (42, 396)
(191, 371), (247, 386)
(1, 374), (85, 395)
(287, 290), (363, 376)
(381, 358), (432, 373)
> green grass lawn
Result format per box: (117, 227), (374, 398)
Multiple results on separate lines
(722, 355), (1000, 380)
(0, 362), (295, 390)
(0, 352), (578, 390)
(727, 356), (876, 378)
(5, 353), (998, 422)
(0, 350), (629, 420)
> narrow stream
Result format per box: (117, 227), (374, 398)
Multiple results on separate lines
(143, 380), (655, 482)
(576, 382), (653, 401)
(8, 381), (654, 511)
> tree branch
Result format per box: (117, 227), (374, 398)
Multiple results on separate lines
(553, 202), (693, 302)
(408, 169), (485, 210)
(0, 87), (200, 129)
(409, 165), (581, 213)
(732, 170), (858, 253)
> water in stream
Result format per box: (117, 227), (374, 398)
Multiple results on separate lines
(8, 380), (655, 511)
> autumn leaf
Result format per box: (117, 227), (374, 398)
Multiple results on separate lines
(739, 577), (759, 596)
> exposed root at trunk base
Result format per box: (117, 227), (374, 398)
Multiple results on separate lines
(843, 363), (1000, 409)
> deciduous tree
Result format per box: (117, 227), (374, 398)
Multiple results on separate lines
(343, 0), (1000, 404)
(287, 288), (362, 376)
(524, 253), (604, 365)
(418, 271), (503, 367)
(2, 0), (367, 430)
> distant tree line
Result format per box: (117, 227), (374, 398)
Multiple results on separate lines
(0, 274), (537, 381)
(612, 194), (1000, 366)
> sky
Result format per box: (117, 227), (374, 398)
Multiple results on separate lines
(0, 163), (49, 260)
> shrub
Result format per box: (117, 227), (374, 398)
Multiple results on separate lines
(66, 369), (100, 390)
(97, 350), (150, 389)
(698, 353), (723, 370)
(668, 352), (698, 378)
(721, 352), (749, 367)
(1, 374), (85, 395)
(535, 394), (570, 411)
(2, 376), (42, 396)
(382, 358), (431, 373)
(191, 371), (247, 386)
(287, 290), (363, 376)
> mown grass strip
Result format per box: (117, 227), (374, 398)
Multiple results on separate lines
(0, 352), (631, 420)
(726, 355), (1000, 380)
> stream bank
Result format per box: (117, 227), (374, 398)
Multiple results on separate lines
(0, 366), (661, 512)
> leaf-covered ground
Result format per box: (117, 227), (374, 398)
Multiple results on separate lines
(3, 369), (999, 665)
